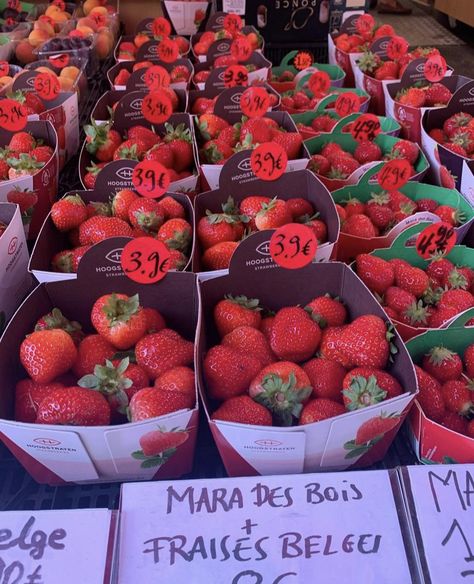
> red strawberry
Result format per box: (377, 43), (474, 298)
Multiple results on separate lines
(444, 143), (467, 157)
(356, 254), (395, 295)
(144, 142), (175, 168)
(464, 344), (474, 377)
(212, 395), (273, 425)
(440, 165), (456, 189)
(426, 257), (454, 285)
(163, 122), (194, 172)
(217, 125), (239, 147)
(444, 112), (472, 138)
(72, 334), (115, 378)
(416, 198), (438, 213)
(434, 204), (464, 226)
(83, 162), (106, 189)
(85, 121), (123, 163)
(299, 398), (346, 424)
(390, 139), (419, 165)
(398, 87), (426, 107)
(203, 139), (233, 164)
(348, 414), (400, 451)
(112, 189), (139, 221)
(385, 286), (417, 314)
(440, 380), (474, 417)
(239, 117), (272, 145)
(50, 195), (87, 232)
(468, 419), (474, 439)
(308, 154), (330, 176)
(342, 367), (402, 410)
(341, 214), (377, 237)
(339, 315), (393, 369)
(127, 126), (161, 150)
(428, 306), (459, 328)
(198, 114), (229, 140)
(30, 145), (53, 164)
(202, 241), (239, 271)
(20, 329), (77, 384)
(135, 329), (194, 379)
(34, 308), (83, 346)
(114, 69), (130, 85)
(127, 198), (165, 233)
(239, 196), (270, 230)
(422, 346), (463, 383)
(286, 197), (314, 220)
(354, 141), (382, 164)
(113, 138), (147, 161)
(139, 429), (189, 457)
(327, 153), (359, 179)
(78, 216), (133, 245)
(214, 295), (261, 338)
(222, 326), (275, 368)
(374, 61), (399, 80)
(365, 201), (394, 231)
(154, 366), (195, 403)
(9, 132), (35, 154)
(157, 218), (193, 252)
(438, 288), (474, 312)
(272, 131), (302, 160)
(129, 387), (193, 422)
(303, 358), (345, 402)
(36, 386), (111, 426)
(441, 411), (469, 435)
(158, 196), (185, 220)
(414, 365), (446, 423)
(305, 295), (347, 327)
(15, 379), (65, 423)
(394, 263), (429, 297)
(343, 198), (365, 217)
(270, 307), (321, 362)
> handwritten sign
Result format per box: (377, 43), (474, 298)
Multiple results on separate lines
(293, 51), (313, 71)
(386, 36), (409, 61)
(240, 87), (271, 118)
(334, 92), (360, 117)
(350, 113), (381, 142)
(121, 238), (170, 284)
(251, 143), (288, 181)
(231, 36), (252, 63)
(0, 508), (112, 584)
(424, 55), (447, 83)
(416, 222), (456, 259)
(157, 38), (179, 63)
(377, 159), (412, 191)
(141, 92), (173, 124)
(144, 65), (171, 90)
(308, 71), (331, 97)
(0, 99), (27, 132)
(224, 65), (248, 88)
(270, 223), (318, 269)
(132, 160), (170, 198)
(152, 16), (172, 38)
(223, 13), (243, 35)
(118, 471), (413, 583)
(401, 465), (474, 583)
(34, 72), (60, 101)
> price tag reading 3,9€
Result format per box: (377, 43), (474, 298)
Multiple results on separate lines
(251, 143), (288, 181)
(424, 54), (447, 83)
(386, 36), (409, 61)
(157, 38), (179, 63)
(223, 13), (243, 35)
(230, 36), (252, 63)
(0, 99), (27, 132)
(121, 238), (171, 284)
(34, 72), (60, 101)
(270, 223), (318, 269)
(132, 160), (170, 199)
(144, 65), (171, 90)
(240, 87), (271, 118)
(223, 65), (248, 88)
(141, 92), (173, 124)
(416, 222), (456, 259)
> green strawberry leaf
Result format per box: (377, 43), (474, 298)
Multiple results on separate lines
(141, 457), (164, 469)
(131, 450), (147, 460)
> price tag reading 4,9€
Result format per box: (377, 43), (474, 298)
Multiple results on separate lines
(132, 160), (170, 199)
(416, 222), (456, 259)
(223, 65), (248, 88)
(377, 159), (412, 191)
(251, 143), (288, 181)
(334, 92), (360, 117)
(351, 113), (381, 142)
(270, 223), (318, 269)
(0, 99), (27, 132)
(34, 72), (60, 101)
(121, 238), (171, 284)
(141, 92), (173, 124)
(424, 54), (447, 83)
(240, 87), (271, 118)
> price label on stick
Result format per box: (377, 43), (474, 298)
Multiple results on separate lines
(223, 13), (243, 35)
(251, 143), (288, 181)
(308, 71), (331, 97)
(144, 65), (171, 90)
(132, 160), (170, 199)
(34, 72), (60, 101)
(293, 51), (313, 71)
(141, 92), (173, 124)
(334, 92), (360, 117)
(355, 13), (375, 36)
(386, 36), (409, 61)
(416, 222), (456, 259)
(49, 54), (69, 68)
(270, 223), (318, 269)
(230, 36), (252, 63)
(350, 113), (381, 142)
(0, 98), (27, 132)
(240, 86), (271, 118)
(121, 238), (171, 285)
(377, 159), (412, 191)
(152, 16), (172, 38)
(157, 38), (179, 63)
(425, 54), (447, 83)
(0, 61), (8, 77)
(223, 65), (248, 88)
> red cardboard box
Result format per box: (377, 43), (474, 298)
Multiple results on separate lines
(0, 237), (199, 485)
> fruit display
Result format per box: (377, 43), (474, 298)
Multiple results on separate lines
(109, 58), (193, 90)
(115, 34), (190, 62)
(191, 27), (262, 61)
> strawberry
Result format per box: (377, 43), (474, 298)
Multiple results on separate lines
(30, 146), (53, 164)
(158, 196), (185, 220)
(302, 358), (345, 402)
(202, 139), (233, 164)
(440, 165), (456, 189)
(129, 387), (193, 422)
(212, 395), (272, 426)
(163, 123), (194, 172)
(428, 305), (459, 328)
(72, 334), (115, 378)
(91, 293), (147, 351)
(113, 138), (148, 161)
(340, 315), (394, 369)
(414, 365), (446, 423)
(422, 346), (463, 382)
(7, 154), (44, 179)
(438, 288), (474, 312)
(327, 154), (359, 179)
(365, 201), (394, 231)
(416, 198), (438, 213)
(139, 429), (189, 457)
(270, 307), (321, 362)
(216, 125), (239, 148)
(398, 87), (426, 107)
(9, 132), (35, 154)
(444, 112), (472, 138)
(343, 198), (365, 217)
(140, 308), (166, 335)
(50, 195), (87, 232)
(135, 328), (194, 379)
(346, 414), (400, 454)
(86, 201), (112, 218)
(434, 204), (464, 226)
(468, 419), (474, 439)
(128, 125), (161, 150)
(127, 198), (165, 233)
(440, 380), (473, 417)
(311, 114), (337, 133)
(154, 366), (195, 403)
(198, 114), (229, 140)
(299, 398), (346, 425)
(285, 198), (314, 220)
(429, 128), (447, 143)
(36, 386), (111, 426)
(83, 162), (106, 189)
(144, 142), (175, 168)
(20, 329), (77, 384)
(239, 117), (272, 145)
(78, 216), (133, 245)
(305, 295), (347, 328)
(214, 295), (262, 338)
(464, 344), (474, 377)
(390, 139), (419, 164)
(308, 154), (330, 176)
(374, 61), (399, 80)
(191, 97), (214, 115)
(272, 131), (302, 160)
(198, 211), (243, 249)
(255, 197), (292, 230)
(239, 196), (270, 230)
(446, 267), (473, 290)
(114, 69), (131, 85)
(342, 367), (401, 410)
(354, 141), (382, 164)
(171, 64), (191, 83)
(341, 214), (377, 237)
(444, 143), (467, 157)
(394, 263), (429, 297)
(34, 308), (83, 345)
(222, 326), (275, 368)
(111, 189), (138, 221)
(15, 379), (65, 423)
(319, 326), (352, 368)
(441, 411), (469, 435)
(85, 121), (123, 162)
(296, 213), (327, 242)
(356, 254), (395, 295)
(385, 286), (417, 314)
(249, 361), (312, 426)
(426, 257), (454, 285)
(157, 218), (192, 252)
(10, 90), (45, 115)
(202, 241), (239, 271)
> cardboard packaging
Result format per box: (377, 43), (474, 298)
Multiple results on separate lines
(79, 100), (198, 194)
(0, 237), (199, 485)
(193, 51), (271, 91)
(304, 131), (429, 192)
(406, 309), (474, 464)
(29, 181), (194, 283)
(279, 83), (370, 116)
(332, 167), (474, 262)
(193, 165), (340, 272)
(384, 60), (463, 144)
(160, 0), (212, 36)
(0, 120), (58, 241)
(196, 234), (418, 477)
(107, 58), (194, 92)
(328, 13), (365, 88)
(24, 57), (88, 105)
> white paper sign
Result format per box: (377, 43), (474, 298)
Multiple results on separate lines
(118, 471), (412, 583)
(402, 465), (474, 583)
(0, 508), (113, 584)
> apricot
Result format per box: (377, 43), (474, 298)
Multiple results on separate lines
(33, 19), (55, 37)
(75, 25), (94, 36)
(45, 5), (61, 17)
(28, 29), (50, 48)
(96, 29), (113, 59)
(36, 66), (57, 75)
(134, 33), (149, 48)
(50, 11), (70, 23)
(89, 6), (108, 16)
(59, 76), (74, 91)
(0, 75), (13, 88)
(15, 40), (36, 64)
(77, 16), (98, 31)
(83, 0), (100, 15)
(60, 65), (80, 80)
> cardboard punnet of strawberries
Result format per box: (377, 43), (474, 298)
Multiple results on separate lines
(0, 4), (473, 492)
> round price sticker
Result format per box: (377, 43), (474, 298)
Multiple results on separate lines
(48, 54), (69, 68)
(355, 14), (375, 36)
(270, 223), (318, 270)
(132, 160), (171, 199)
(141, 92), (173, 124)
(223, 64), (248, 88)
(240, 87), (271, 118)
(230, 36), (252, 63)
(377, 159), (412, 191)
(52, 0), (66, 9)
(0, 99), (27, 132)
(152, 16), (172, 38)
(416, 222), (456, 259)
(0, 61), (9, 77)
(121, 238), (171, 284)
(223, 13), (243, 34)
(350, 113), (381, 142)
(34, 72), (60, 101)
(251, 143), (288, 181)
(308, 71), (331, 97)
(157, 38), (179, 63)
(386, 36), (409, 61)
(424, 54), (447, 83)
(293, 51), (313, 71)
(334, 92), (360, 117)
(144, 65), (171, 90)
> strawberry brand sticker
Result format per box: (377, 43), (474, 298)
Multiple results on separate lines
(416, 222), (456, 259)
(0, 61), (8, 77)
(250, 143), (288, 181)
(0, 99), (27, 132)
(230, 36), (252, 63)
(223, 13), (243, 35)
(157, 38), (179, 63)
(293, 51), (313, 71)
(270, 223), (318, 269)
(223, 65), (248, 88)
(350, 113), (381, 142)
(240, 87), (271, 118)
(48, 54), (69, 68)
(132, 160), (171, 198)
(334, 92), (360, 117)
(121, 238), (171, 284)
(141, 92), (173, 124)
(377, 159), (412, 191)
(34, 72), (60, 101)
(386, 36), (409, 61)
(308, 71), (331, 97)
(152, 16), (172, 38)
(144, 65), (171, 90)
(424, 54), (447, 83)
